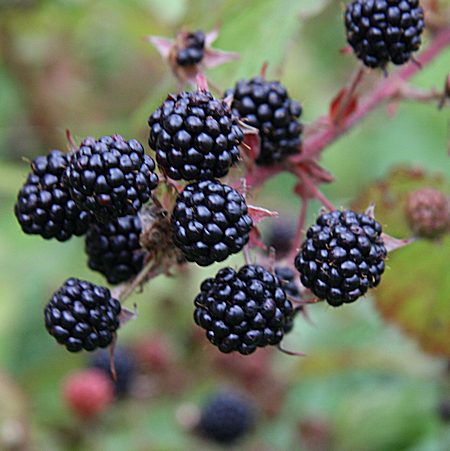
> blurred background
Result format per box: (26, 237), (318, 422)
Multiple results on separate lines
(1, 0), (450, 449)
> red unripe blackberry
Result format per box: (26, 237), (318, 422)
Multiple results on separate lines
(171, 180), (253, 266)
(198, 390), (255, 444)
(225, 76), (303, 165)
(64, 135), (158, 223)
(62, 369), (115, 419)
(295, 210), (387, 307)
(345, 0), (424, 68)
(44, 278), (122, 352)
(85, 214), (146, 284)
(14, 150), (90, 241)
(148, 90), (243, 181)
(194, 265), (294, 355)
(175, 30), (205, 67)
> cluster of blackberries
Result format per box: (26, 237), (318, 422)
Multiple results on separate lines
(194, 265), (294, 355)
(171, 180), (253, 266)
(148, 90), (243, 181)
(14, 150), (90, 241)
(226, 76), (303, 165)
(345, 0), (424, 69)
(295, 210), (387, 307)
(44, 278), (122, 352)
(176, 30), (205, 67)
(148, 88), (253, 266)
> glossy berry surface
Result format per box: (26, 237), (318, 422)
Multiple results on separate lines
(44, 278), (122, 352)
(148, 90), (243, 181)
(85, 214), (146, 284)
(199, 390), (255, 444)
(226, 76), (303, 165)
(64, 135), (158, 222)
(194, 265), (294, 355)
(171, 180), (252, 266)
(295, 210), (387, 306)
(345, 0), (424, 68)
(14, 150), (90, 241)
(176, 30), (205, 67)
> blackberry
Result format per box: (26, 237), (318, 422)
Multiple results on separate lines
(171, 180), (252, 266)
(194, 265), (294, 355)
(90, 346), (136, 397)
(198, 389), (255, 444)
(64, 135), (158, 222)
(148, 90), (243, 181)
(404, 188), (450, 239)
(275, 267), (302, 334)
(14, 150), (90, 241)
(225, 76), (303, 165)
(175, 30), (205, 67)
(295, 210), (387, 307)
(44, 278), (122, 352)
(345, 0), (425, 69)
(85, 214), (146, 285)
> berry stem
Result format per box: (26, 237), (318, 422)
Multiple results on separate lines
(288, 195), (309, 263)
(297, 168), (335, 211)
(332, 63), (366, 125)
(243, 245), (253, 266)
(298, 26), (450, 162)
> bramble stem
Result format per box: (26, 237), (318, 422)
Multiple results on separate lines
(288, 195), (309, 262)
(297, 26), (450, 162)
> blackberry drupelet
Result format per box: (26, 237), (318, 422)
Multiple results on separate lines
(294, 210), (387, 306)
(198, 390), (255, 444)
(275, 266), (302, 334)
(90, 346), (136, 397)
(225, 76), (303, 165)
(85, 214), (146, 285)
(44, 278), (122, 352)
(64, 135), (158, 222)
(345, 0), (424, 69)
(193, 265), (294, 355)
(14, 150), (90, 241)
(148, 90), (243, 181)
(176, 30), (205, 67)
(171, 180), (252, 266)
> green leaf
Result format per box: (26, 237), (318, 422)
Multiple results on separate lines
(352, 166), (450, 358)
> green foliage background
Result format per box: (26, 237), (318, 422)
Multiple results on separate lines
(1, 0), (450, 449)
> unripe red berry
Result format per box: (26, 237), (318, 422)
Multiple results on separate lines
(62, 369), (115, 419)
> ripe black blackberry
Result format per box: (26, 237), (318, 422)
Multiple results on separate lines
(198, 389), (255, 444)
(294, 210), (387, 306)
(225, 76), (303, 165)
(148, 90), (243, 181)
(345, 0), (424, 69)
(14, 150), (90, 241)
(175, 30), (205, 67)
(274, 266), (302, 334)
(85, 214), (146, 285)
(44, 278), (122, 352)
(90, 346), (136, 397)
(194, 265), (294, 355)
(171, 180), (252, 266)
(64, 135), (158, 223)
